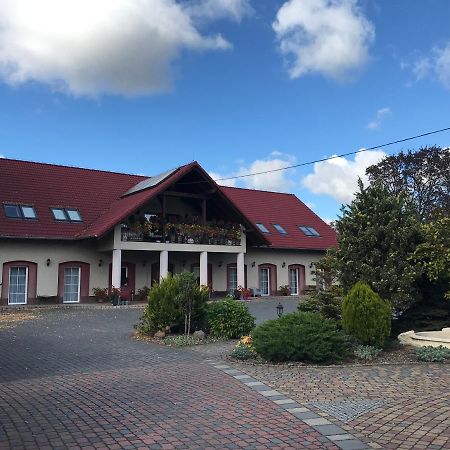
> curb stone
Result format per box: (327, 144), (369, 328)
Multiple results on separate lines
(205, 358), (371, 450)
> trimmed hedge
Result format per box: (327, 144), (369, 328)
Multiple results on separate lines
(342, 282), (391, 348)
(207, 300), (255, 338)
(252, 312), (348, 363)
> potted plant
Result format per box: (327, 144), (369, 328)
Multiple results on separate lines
(279, 285), (290, 296)
(92, 287), (108, 303)
(110, 287), (121, 306)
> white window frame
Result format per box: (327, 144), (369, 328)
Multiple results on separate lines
(289, 268), (299, 296)
(228, 266), (238, 294)
(63, 267), (81, 303)
(260, 267), (270, 296)
(8, 266), (28, 305)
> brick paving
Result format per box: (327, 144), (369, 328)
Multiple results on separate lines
(0, 309), (338, 450)
(229, 361), (450, 449)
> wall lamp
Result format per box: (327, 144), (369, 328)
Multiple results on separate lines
(282, 261), (286, 268)
(46, 258), (51, 266)
(98, 259), (103, 267)
(251, 261), (256, 267)
(218, 261), (223, 268)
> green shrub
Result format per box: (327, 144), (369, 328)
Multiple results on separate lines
(298, 290), (343, 323)
(354, 345), (382, 360)
(252, 312), (348, 363)
(230, 343), (257, 360)
(415, 345), (450, 362)
(162, 335), (223, 347)
(207, 300), (255, 338)
(342, 282), (392, 348)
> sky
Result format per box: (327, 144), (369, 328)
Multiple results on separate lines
(1, 0), (450, 222)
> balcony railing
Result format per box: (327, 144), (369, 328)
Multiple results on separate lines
(121, 222), (242, 246)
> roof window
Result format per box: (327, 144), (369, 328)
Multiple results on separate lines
(4, 204), (37, 219)
(299, 226), (320, 237)
(51, 208), (83, 222)
(273, 224), (287, 235)
(256, 223), (270, 233)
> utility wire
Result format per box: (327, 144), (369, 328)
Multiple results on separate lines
(213, 126), (450, 182)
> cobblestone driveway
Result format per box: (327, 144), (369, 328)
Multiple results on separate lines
(0, 309), (337, 450)
(230, 362), (450, 450)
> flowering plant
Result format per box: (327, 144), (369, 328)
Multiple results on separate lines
(238, 285), (251, 300)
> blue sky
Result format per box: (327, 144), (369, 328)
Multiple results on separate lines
(1, 0), (450, 221)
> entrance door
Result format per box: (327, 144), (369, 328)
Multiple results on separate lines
(289, 268), (299, 295)
(260, 267), (270, 296)
(63, 267), (81, 303)
(109, 262), (135, 299)
(8, 266), (28, 305)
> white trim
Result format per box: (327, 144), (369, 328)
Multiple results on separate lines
(63, 266), (81, 303)
(8, 266), (28, 305)
(261, 267), (270, 296)
(289, 268), (299, 296)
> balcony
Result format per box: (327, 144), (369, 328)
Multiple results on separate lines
(121, 220), (242, 247)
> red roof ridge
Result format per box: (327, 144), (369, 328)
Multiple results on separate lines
(219, 185), (297, 196)
(1, 157), (196, 179)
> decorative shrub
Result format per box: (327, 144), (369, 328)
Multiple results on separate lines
(135, 286), (150, 302)
(162, 335), (223, 347)
(230, 335), (257, 360)
(415, 345), (450, 362)
(252, 312), (348, 363)
(207, 300), (255, 338)
(92, 287), (108, 301)
(279, 285), (290, 296)
(354, 345), (382, 360)
(298, 290), (343, 323)
(342, 282), (392, 348)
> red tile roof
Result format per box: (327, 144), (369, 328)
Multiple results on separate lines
(0, 158), (336, 250)
(220, 186), (337, 250)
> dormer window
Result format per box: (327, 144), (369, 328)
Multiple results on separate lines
(256, 223), (270, 233)
(4, 204), (37, 219)
(299, 226), (320, 237)
(51, 208), (83, 222)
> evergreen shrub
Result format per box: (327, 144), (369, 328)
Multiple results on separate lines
(207, 300), (255, 338)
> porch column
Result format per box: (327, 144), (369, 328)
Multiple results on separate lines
(200, 251), (208, 286)
(112, 249), (122, 288)
(237, 252), (245, 288)
(160, 250), (169, 281)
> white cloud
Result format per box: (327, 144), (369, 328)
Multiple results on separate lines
(302, 150), (386, 204)
(210, 152), (296, 192)
(366, 106), (391, 130)
(273, 0), (375, 81)
(0, 0), (250, 96)
(409, 42), (450, 90)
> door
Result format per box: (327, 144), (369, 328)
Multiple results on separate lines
(289, 268), (299, 295)
(63, 267), (81, 303)
(8, 266), (28, 305)
(260, 267), (270, 296)
(109, 262), (136, 299)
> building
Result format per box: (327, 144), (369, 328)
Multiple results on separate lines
(0, 158), (337, 306)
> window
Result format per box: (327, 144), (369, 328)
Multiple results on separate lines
(273, 223), (287, 235)
(260, 267), (270, 296)
(4, 204), (37, 219)
(256, 223), (270, 233)
(299, 226), (321, 237)
(52, 208), (67, 220)
(289, 268), (298, 295)
(228, 267), (237, 294)
(51, 208), (83, 222)
(8, 266), (28, 305)
(66, 209), (82, 222)
(63, 267), (81, 303)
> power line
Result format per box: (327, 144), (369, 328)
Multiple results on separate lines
(213, 126), (450, 182)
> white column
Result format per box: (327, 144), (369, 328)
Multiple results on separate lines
(237, 252), (245, 288)
(200, 251), (208, 286)
(160, 250), (169, 281)
(112, 249), (122, 288)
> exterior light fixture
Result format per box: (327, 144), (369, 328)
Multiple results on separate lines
(98, 259), (103, 267)
(251, 261), (256, 267)
(218, 261), (223, 267)
(46, 258), (51, 266)
(282, 261), (286, 268)
(276, 302), (284, 317)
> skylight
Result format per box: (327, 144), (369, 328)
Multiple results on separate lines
(256, 223), (270, 233)
(273, 224), (287, 235)
(4, 204), (37, 219)
(299, 226), (321, 237)
(51, 208), (83, 222)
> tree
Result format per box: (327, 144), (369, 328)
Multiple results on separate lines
(366, 146), (450, 222)
(336, 181), (423, 312)
(412, 216), (450, 300)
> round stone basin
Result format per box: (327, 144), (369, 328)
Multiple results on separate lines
(398, 327), (450, 348)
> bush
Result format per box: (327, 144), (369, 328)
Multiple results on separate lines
(230, 343), (257, 360)
(207, 300), (255, 338)
(298, 290), (343, 323)
(415, 345), (450, 362)
(342, 282), (392, 348)
(354, 345), (382, 360)
(137, 273), (208, 335)
(252, 312), (348, 363)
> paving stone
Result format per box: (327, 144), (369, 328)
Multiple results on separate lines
(259, 390), (281, 397)
(328, 434), (357, 442)
(312, 424), (347, 436)
(303, 418), (333, 426)
(273, 399), (296, 405)
(334, 439), (369, 450)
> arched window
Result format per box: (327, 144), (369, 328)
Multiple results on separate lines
(288, 264), (306, 295)
(258, 263), (277, 296)
(2, 261), (37, 305)
(58, 262), (90, 303)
